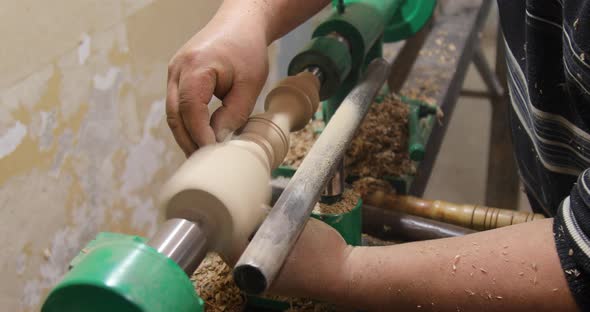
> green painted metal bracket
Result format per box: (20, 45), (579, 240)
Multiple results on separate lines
(331, 0), (437, 42)
(384, 0), (437, 42)
(403, 95), (438, 162)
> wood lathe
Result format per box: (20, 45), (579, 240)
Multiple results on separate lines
(41, 0), (447, 310)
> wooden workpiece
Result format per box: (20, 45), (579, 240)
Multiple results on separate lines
(159, 72), (320, 264)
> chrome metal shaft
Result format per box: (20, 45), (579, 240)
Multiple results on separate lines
(147, 218), (210, 275)
(234, 58), (392, 294)
(321, 159), (345, 203)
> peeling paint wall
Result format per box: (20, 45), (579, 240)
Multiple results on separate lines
(0, 0), (326, 309)
(0, 1), (226, 310)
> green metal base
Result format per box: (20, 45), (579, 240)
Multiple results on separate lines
(42, 233), (204, 312)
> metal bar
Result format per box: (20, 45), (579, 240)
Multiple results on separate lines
(472, 45), (504, 98)
(484, 23), (520, 208)
(147, 218), (210, 275)
(406, 0), (494, 196)
(321, 159), (345, 203)
(460, 89), (493, 98)
(234, 58), (392, 295)
(362, 205), (476, 241)
(388, 16), (433, 93)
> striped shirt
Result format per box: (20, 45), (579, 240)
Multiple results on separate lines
(498, 0), (590, 308)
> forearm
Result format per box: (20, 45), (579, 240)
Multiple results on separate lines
(211, 0), (331, 44)
(317, 219), (577, 311)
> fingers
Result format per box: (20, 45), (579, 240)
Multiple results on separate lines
(177, 66), (217, 149)
(166, 69), (197, 157)
(210, 78), (261, 142)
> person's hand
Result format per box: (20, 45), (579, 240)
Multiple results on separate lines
(270, 218), (353, 300)
(166, 16), (269, 156)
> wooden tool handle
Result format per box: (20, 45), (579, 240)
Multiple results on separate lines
(365, 191), (544, 231)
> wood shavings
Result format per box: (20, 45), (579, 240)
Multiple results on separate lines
(565, 269), (581, 278)
(495, 296), (503, 300)
(193, 254), (335, 311)
(479, 268), (488, 274)
(272, 296), (335, 312)
(568, 249), (574, 256)
(192, 253), (244, 312)
(313, 188), (360, 215)
(352, 177), (394, 197)
(285, 96), (417, 181)
(43, 248), (52, 260)
(452, 255), (461, 272)
(519, 272), (524, 276)
(346, 95), (415, 178)
(283, 119), (324, 168)
(553, 288), (559, 292)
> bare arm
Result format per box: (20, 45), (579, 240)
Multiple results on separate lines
(274, 219), (577, 311)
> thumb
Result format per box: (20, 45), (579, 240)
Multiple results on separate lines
(210, 79), (261, 142)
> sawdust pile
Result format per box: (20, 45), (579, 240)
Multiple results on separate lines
(313, 188), (360, 215)
(284, 96), (416, 178)
(283, 119), (324, 168)
(260, 294), (336, 312)
(192, 253), (244, 312)
(346, 96), (415, 178)
(352, 177), (394, 198)
(192, 253), (336, 311)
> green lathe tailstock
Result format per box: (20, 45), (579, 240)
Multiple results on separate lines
(42, 1), (435, 311)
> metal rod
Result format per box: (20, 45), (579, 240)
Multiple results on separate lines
(484, 23), (520, 209)
(362, 205), (476, 242)
(407, 0), (494, 196)
(472, 45), (504, 98)
(147, 218), (210, 276)
(321, 159), (345, 203)
(234, 58), (392, 295)
(303, 65), (325, 85)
